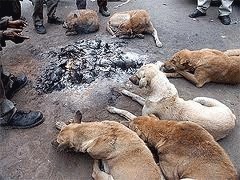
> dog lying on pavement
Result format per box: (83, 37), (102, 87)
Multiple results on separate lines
(109, 63), (236, 140)
(106, 108), (238, 180)
(63, 9), (99, 36)
(53, 111), (163, 180)
(162, 48), (240, 87)
(107, 10), (162, 48)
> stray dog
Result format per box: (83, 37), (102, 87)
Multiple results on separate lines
(53, 111), (163, 180)
(107, 10), (162, 48)
(63, 9), (99, 36)
(163, 48), (240, 87)
(106, 108), (238, 180)
(108, 63), (236, 140)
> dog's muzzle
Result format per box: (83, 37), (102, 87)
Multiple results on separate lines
(51, 139), (59, 148)
(129, 75), (140, 85)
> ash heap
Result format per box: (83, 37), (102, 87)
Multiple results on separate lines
(35, 39), (146, 94)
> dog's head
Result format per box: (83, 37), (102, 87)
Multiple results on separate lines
(163, 49), (191, 72)
(53, 110), (94, 152)
(128, 115), (159, 142)
(129, 62), (163, 88)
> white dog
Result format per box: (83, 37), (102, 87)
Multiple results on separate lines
(108, 62), (236, 141)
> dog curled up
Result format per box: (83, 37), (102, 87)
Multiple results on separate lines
(52, 111), (164, 180)
(107, 9), (162, 48)
(63, 9), (99, 36)
(109, 63), (236, 141)
(106, 107), (238, 180)
(163, 48), (240, 87)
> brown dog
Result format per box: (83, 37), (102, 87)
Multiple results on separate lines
(53, 111), (163, 180)
(107, 10), (162, 48)
(107, 107), (238, 180)
(63, 9), (99, 36)
(163, 48), (240, 87)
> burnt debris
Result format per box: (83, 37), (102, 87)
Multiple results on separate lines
(35, 39), (145, 94)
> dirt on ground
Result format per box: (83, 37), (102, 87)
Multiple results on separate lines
(0, 0), (240, 179)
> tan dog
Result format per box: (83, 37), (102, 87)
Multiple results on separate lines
(108, 63), (236, 140)
(63, 9), (99, 36)
(106, 108), (238, 180)
(163, 48), (240, 87)
(107, 10), (162, 48)
(53, 111), (163, 180)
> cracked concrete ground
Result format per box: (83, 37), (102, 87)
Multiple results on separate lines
(0, 0), (240, 179)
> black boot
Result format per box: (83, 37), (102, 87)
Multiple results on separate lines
(99, 7), (110, 17)
(189, 9), (206, 18)
(4, 110), (44, 129)
(35, 24), (46, 34)
(5, 74), (27, 99)
(218, 15), (231, 25)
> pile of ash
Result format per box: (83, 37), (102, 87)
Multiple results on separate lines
(35, 39), (146, 94)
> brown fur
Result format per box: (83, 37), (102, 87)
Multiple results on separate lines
(163, 48), (240, 87)
(128, 115), (238, 180)
(64, 9), (99, 36)
(54, 111), (163, 180)
(107, 10), (162, 47)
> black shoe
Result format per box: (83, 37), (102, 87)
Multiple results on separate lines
(5, 75), (28, 99)
(189, 9), (206, 18)
(35, 24), (46, 34)
(48, 16), (64, 25)
(218, 15), (231, 25)
(99, 7), (110, 17)
(6, 110), (44, 129)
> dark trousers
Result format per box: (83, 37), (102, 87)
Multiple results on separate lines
(76, 0), (107, 10)
(0, 0), (21, 20)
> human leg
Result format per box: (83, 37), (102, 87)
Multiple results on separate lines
(218, 0), (233, 25)
(47, 0), (63, 24)
(32, 0), (46, 34)
(189, 0), (210, 18)
(97, 0), (110, 17)
(76, 0), (87, 9)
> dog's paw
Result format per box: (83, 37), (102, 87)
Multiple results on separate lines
(156, 41), (163, 48)
(56, 121), (67, 130)
(106, 106), (117, 114)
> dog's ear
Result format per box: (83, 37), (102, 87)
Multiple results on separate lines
(73, 13), (78, 18)
(139, 77), (148, 88)
(73, 110), (82, 123)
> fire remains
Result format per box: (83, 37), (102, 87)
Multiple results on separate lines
(35, 39), (146, 94)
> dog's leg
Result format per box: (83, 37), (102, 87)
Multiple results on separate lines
(107, 106), (136, 121)
(106, 22), (116, 37)
(92, 160), (114, 180)
(55, 121), (67, 130)
(148, 22), (162, 48)
(164, 72), (182, 78)
(121, 89), (145, 106)
(177, 71), (206, 87)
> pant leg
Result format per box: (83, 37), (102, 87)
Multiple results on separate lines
(97, 0), (108, 10)
(0, 62), (16, 125)
(32, 0), (44, 26)
(219, 0), (234, 16)
(11, 0), (22, 20)
(46, 0), (59, 18)
(76, 0), (86, 9)
(196, 0), (211, 13)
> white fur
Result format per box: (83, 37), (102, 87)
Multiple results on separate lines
(124, 63), (236, 140)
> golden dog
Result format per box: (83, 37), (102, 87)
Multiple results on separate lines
(107, 10), (162, 47)
(106, 108), (238, 180)
(53, 111), (163, 180)
(163, 48), (240, 87)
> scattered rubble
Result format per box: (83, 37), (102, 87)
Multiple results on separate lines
(35, 39), (146, 94)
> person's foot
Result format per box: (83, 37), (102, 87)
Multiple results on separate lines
(218, 15), (231, 25)
(48, 16), (64, 25)
(35, 24), (46, 34)
(189, 9), (206, 18)
(99, 7), (110, 17)
(5, 110), (44, 129)
(5, 74), (28, 99)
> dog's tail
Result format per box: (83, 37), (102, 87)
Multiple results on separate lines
(193, 97), (236, 119)
(224, 49), (240, 56)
